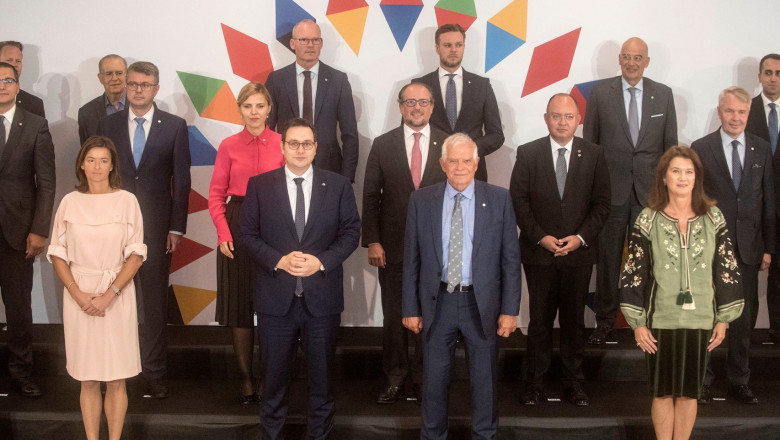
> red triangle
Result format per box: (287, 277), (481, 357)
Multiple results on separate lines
(170, 237), (213, 274)
(381, 0), (423, 4)
(327, 0), (368, 15)
(434, 7), (476, 31)
(188, 189), (208, 214)
(570, 85), (587, 126)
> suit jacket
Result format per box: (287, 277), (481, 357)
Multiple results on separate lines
(583, 76), (677, 206)
(402, 180), (521, 338)
(412, 69), (504, 182)
(238, 166), (361, 317)
(98, 104), (191, 238)
(78, 94), (108, 144)
(691, 130), (775, 265)
(748, 94), (780, 219)
(361, 125), (447, 265)
(0, 107), (55, 250)
(265, 62), (359, 181)
(510, 136), (611, 266)
(16, 89), (45, 119)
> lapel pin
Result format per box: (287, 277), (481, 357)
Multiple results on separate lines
(468, 80), (472, 84)
(324, 78), (328, 82)
(651, 96), (654, 100)
(322, 182), (326, 186)
(482, 203), (486, 207)
(433, 141), (437, 145)
(157, 119), (162, 124)
(751, 147), (755, 151)
(19, 122), (23, 126)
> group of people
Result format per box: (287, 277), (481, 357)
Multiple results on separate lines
(0, 16), (779, 440)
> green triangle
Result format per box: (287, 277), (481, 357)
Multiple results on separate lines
(435, 0), (476, 17)
(176, 71), (225, 114)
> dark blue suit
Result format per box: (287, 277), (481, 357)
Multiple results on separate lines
(265, 62), (359, 181)
(239, 166), (360, 440)
(403, 180), (521, 440)
(98, 104), (191, 380)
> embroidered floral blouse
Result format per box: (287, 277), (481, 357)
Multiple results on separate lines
(620, 207), (744, 330)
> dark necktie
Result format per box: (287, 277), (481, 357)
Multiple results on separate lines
(555, 147), (567, 198)
(294, 177), (305, 296)
(628, 87), (639, 146)
(446, 193), (463, 292)
(133, 117), (146, 167)
(410, 132), (422, 189)
(731, 140), (742, 191)
(445, 73), (457, 130)
(769, 103), (778, 154)
(0, 115), (6, 159)
(302, 71), (313, 123)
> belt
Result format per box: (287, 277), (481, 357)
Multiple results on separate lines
(440, 281), (473, 292)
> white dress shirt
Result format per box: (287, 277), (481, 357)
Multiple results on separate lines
(720, 129), (746, 176)
(403, 123), (431, 173)
(549, 136), (573, 171)
(0, 104), (15, 142)
(761, 92), (780, 132)
(296, 62), (320, 118)
(127, 106), (154, 155)
(438, 66), (463, 116)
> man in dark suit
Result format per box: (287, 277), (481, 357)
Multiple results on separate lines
(583, 37), (677, 344)
(239, 118), (360, 440)
(692, 86), (775, 405)
(362, 83), (447, 405)
(511, 93), (610, 406)
(265, 19), (359, 182)
(403, 133), (521, 439)
(746, 53), (780, 344)
(0, 62), (55, 397)
(412, 23), (504, 182)
(78, 54), (127, 144)
(0, 41), (45, 119)
(98, 61), (191, 398)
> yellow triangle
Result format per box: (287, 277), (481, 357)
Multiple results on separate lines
(488, 0), (528, 40)
(172, 285), (217, 325)
(328, 6), (369, 55)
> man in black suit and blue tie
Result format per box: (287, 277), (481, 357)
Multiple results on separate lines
(239, 118), (360, 440)
(403, 133), (521, 439)
(99, 61), (191, 398)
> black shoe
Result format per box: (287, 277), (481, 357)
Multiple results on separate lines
(519, 385), (542, 405)
(564, 384), (590, 406)
(587, 326), (610, 345)
(728, 384), (758, 404)
(768, 330), (780, 345)
(147, 380), (169, 399)
(698, 385), (712, 404)
(13, 377), (42, 398)
(376, 385), (403, 404)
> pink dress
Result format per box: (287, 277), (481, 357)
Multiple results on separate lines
(47, 190), (147, 381)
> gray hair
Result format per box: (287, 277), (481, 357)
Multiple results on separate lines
(441, 133), (478, 161)
(718, 86), (751, 107)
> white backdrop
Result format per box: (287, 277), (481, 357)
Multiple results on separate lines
(3, 0), (779, 327)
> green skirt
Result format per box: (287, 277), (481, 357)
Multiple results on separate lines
(647, 328), (712, 399)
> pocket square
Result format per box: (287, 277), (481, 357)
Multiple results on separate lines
(650, 114), (664, 118)
(752, 163), (762, 169)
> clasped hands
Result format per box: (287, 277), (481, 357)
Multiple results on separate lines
(71, 284), (116, 317)
(539, 235), (582, 256)
(277, 251), (322, 277)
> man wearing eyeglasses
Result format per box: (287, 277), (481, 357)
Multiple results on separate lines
(265, 19), (359, 182)
(362, 83), (447, 405)
(583, 37), (677, 345)
(412, 23), (504, 183)
(0, 41), (45, 119)
(98, 61), (191, 399)
(510, 93), (610, 406)
(78, 54), (127, 144)
(239, 118), (360, 439)
(0, 61), (55, 398)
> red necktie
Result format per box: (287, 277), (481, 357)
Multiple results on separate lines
(411, 132), (422, 189)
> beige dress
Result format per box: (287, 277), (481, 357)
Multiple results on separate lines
(47, 190), (147, 381)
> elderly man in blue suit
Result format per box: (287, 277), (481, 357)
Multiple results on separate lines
(402, 133), (521, 440)
(239, 118), (360, 440)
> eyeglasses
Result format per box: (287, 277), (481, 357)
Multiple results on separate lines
(400, 99), (433, 108)
(294, 38), (323, 46)
(620, 54), (645, 63)
(549, 113), (576, 122)
(0, 78), (18, 85)
(285, 140), (316, 150)
(126, 81), (158, 91)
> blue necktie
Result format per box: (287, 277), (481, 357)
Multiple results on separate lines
(769, 103), (778, 155)
(731, 140), (742, 191)
(445, 73), (457, 130)
(133, 117), (146, 167)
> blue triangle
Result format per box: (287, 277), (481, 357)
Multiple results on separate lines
(276, 0), (316, 39)
(574, 79), (602, 101)
(485, 22), (525, 72)
(188, 126), (217, 166)
(380, 4), (423, 51)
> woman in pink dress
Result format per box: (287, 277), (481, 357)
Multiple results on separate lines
(208, 82), (284, 403)
(48, 136), (146, 440)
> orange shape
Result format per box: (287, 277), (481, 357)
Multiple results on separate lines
(201, 82), (242, 125)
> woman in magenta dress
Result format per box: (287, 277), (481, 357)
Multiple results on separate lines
(48, 136), (146, 440)
(208, 82), (284, 403)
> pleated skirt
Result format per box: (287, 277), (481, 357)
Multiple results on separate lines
(215, 198), (255, 327)
(647, 328), (711, 399)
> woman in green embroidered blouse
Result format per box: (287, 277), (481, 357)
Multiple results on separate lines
(620, 147), (743, 440)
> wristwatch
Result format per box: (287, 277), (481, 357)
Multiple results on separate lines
(110, 284), (122, 296)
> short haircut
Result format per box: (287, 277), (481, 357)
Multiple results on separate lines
(546, 93), (578, 113)
(75, 136), (122, 192)
(397, 82), (433, 103)
(0, 61), (19, 81)
(98, 54), (127, 73)
(282, 117), (317, 143)
(647, 146), (714, 216)
(441, 133), (477, 161)
(292, 19), (318, 39)
(0, 41), (23, 53)
(718, 86), (751, 107)
(127, 61), (159, 84)
(759, 53), (780, 72)
(237, 82), (273, 108)
(435, 24), (466, 45)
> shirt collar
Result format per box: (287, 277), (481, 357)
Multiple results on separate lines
(621, 77), (644, 92)
(238, 125), (272, 144)
(438, 66), (463, 79)
(403, 123), (431, 140)
(761, 92), (780, 107)
(720, 128), (746, 146)
(104, 92), (126, 108)
(0, 104), (16, 122)
(128, 105), (154, 123)
(445, 179), (475, 200)
(296, 62), (320, 76)
(549, 135), (574, 151)
(285, 163), (314, 181)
